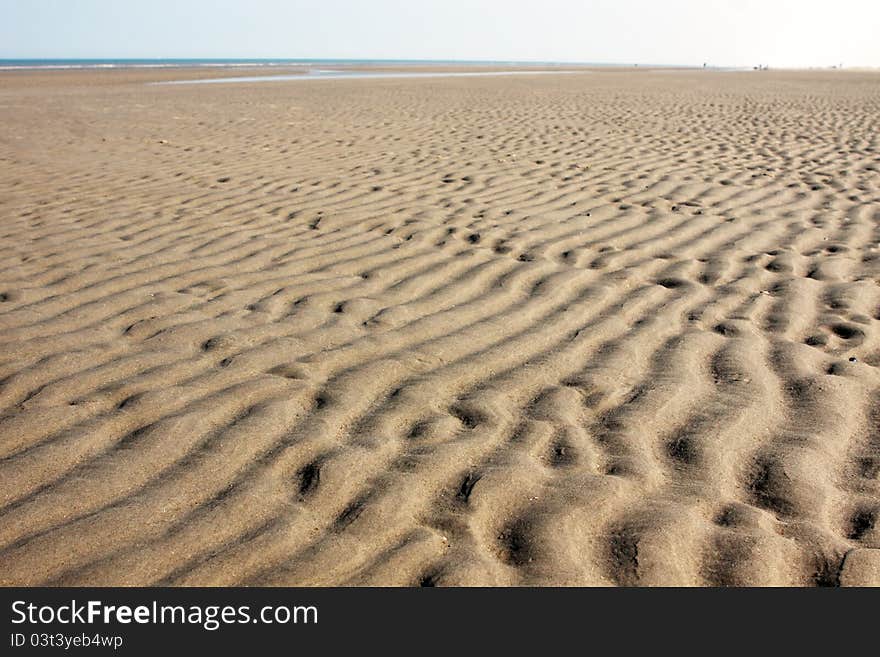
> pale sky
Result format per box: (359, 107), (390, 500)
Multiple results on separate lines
(1, 0), (878, 68)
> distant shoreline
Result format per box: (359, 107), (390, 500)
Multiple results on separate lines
(154, 69), (589, 85)
(0, 58), (700, 71)
(2, 59), (870, 73)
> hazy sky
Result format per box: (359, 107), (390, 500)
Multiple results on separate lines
(1, 0), (878, 68)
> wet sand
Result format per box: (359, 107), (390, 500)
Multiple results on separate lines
(1, 67), (879, 586)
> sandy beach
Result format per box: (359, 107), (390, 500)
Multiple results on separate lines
(0, 66), (878, 586)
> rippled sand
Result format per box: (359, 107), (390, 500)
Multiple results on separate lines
(1, 67), (879, 586)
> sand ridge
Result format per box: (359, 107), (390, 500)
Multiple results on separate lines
(0, 69), (879, 585)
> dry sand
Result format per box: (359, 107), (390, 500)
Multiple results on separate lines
(1, 67), (879, 586)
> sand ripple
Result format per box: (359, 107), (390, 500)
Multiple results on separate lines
(0, 69), (879, 585)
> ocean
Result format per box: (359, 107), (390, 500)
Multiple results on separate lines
(0, 58), (619, 70)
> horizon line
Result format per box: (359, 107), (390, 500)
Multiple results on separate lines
(0, 57), (869, 72)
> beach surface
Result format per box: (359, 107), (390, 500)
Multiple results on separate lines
(1, 66), (879, 586)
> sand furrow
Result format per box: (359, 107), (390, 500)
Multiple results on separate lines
(1, 68), (879, 585)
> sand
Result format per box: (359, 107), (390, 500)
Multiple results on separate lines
(0, 67), (879, 586)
